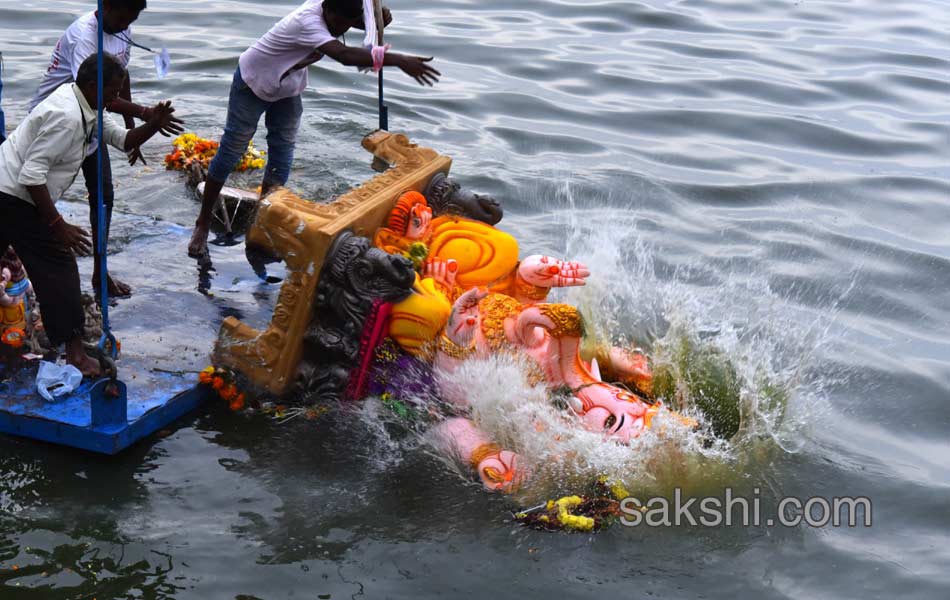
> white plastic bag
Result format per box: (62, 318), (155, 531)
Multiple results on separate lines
(36, 361), (83, 402)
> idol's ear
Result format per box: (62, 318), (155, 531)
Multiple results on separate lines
(590, 357), (602, 382)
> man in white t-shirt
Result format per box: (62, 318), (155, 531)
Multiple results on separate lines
(188, 0), (441, 258)
(30, 0), (183, 298)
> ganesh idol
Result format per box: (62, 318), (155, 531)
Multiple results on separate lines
(370, 191), (688, 492)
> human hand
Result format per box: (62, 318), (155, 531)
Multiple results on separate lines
(144, 101), (185, 137)
(381, 6), (393, 27)
(51, 219), (93, 257)
(396, 55), (441, 86)
(127, 146), (147, 166)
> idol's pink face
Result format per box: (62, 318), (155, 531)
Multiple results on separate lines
(572, 385), (650, 443)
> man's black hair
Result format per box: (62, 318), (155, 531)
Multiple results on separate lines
(108, 0), (148, 10)
(324, 0), (363, 19)
(76, 53), (127, 88)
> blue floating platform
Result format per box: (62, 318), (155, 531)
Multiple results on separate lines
(0, 208), (285, 454)
(0, 364), (212, 454)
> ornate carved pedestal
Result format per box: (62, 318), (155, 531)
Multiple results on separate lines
(212, 132), (452, 395)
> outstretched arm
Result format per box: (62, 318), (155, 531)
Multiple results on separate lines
(317, 40), (441, 86)
(107, 97), (185, 139)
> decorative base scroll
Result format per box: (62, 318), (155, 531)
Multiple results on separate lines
(213, 132), (452, 395)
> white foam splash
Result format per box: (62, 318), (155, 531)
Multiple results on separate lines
(437, 355), (731, 501)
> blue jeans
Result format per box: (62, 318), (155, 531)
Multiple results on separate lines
(207, 67), (303, 185)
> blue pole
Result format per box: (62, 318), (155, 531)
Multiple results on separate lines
(0, 52), (6, 143)
(96, 3), (117, 359)
(378, 70), (388, 131)
(373, 0), (388, 131)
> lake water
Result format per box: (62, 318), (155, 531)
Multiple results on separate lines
(1, 1), (948, 598)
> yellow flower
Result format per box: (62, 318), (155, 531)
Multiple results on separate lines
(555, 495), (583, 511)
(555, 495), (595, 531)
(560, 513), (594, 531)
(597, 475), (630, 500)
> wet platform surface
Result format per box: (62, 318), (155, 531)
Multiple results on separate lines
(0, 202), (285, 453)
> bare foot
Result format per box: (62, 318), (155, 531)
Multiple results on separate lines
(188, 224), (210, 258)
(67, 352), (101, 378)
(93, 274), (132, 298)
(65, 337), (102, 378)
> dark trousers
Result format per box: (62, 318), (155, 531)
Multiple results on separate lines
(0, 192), (84, 346)
(81, 147), (114, 266)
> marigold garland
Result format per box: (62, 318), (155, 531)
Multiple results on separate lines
(1, 328), (25, 349)
(198, 366), (330, 420)
(199, 366), (246, 411)
(164, 133), (266, 172)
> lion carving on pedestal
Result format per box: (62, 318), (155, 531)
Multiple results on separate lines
(296, 231), (416, 401)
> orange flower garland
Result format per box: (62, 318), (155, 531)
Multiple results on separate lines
(197, 367), (323, 420)
(199, 366), (247, 411)
(1, 328), (25, 349)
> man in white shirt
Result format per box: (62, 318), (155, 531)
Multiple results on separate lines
(0, 54), (178, 377)
(187, 0), (441, 258)
(31, 0), (183, 298)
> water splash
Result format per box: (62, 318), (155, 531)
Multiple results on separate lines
(353, 178), (855, 503)
(435, 354), (734, 503)
(442, 179), (851, 501)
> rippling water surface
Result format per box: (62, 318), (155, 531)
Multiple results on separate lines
(1, 1), (948, 598)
